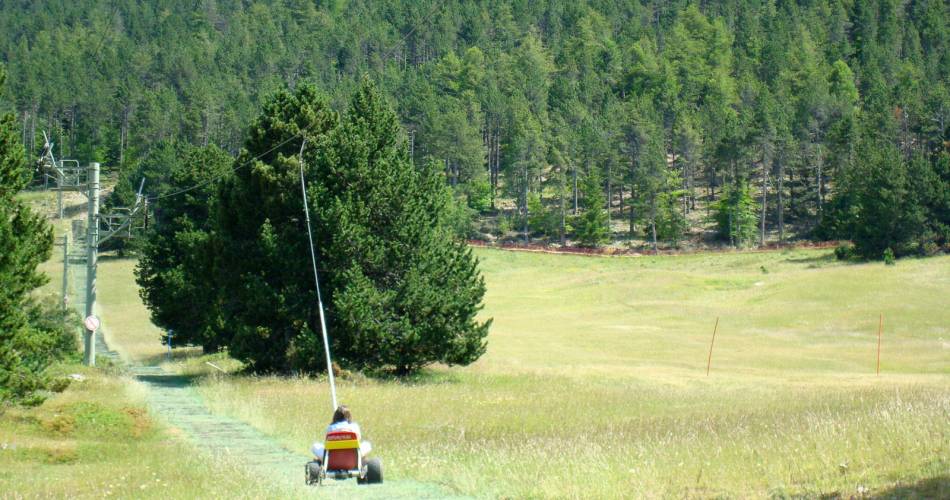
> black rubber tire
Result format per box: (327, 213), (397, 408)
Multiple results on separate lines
(364, 457), (383, 484)
(306, 461), (322, 485)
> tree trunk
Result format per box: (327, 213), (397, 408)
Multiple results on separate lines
(777, 160), (785, 244)
(618, 184), (624, 222)
(22, 110), (29, 151)
(729, 211), (736, 247)
(30, 102), (38, 154)
(523, 167), (529, 243)
(572, 165), (578, 215)
(495, 130), (500, 205)
(816, 143), (823, 222)
(538, 174), (543, 205)
(559, 167), (566, 245)
(69, 106), (76, 156)
(650, 196), (658, 254)
(605, 162), (611, 227)
(688, 159), (696, 210)
(120, 105), (130, 166)
(760, 161), (767, 247)
(788, 170), (795, 216)
(628, 186), (636, 236)
(489, 128), (495, 210)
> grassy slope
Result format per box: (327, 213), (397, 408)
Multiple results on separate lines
(0, 365), (293, 499)
(24, 207), (949, 499)
(188, 248), (949, 498)
(2, 205), (292, 499)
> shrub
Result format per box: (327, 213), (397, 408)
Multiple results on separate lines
(883, 248), (896, 265)
(496, 214), (512, 235)
(835, 242), (855, 260)
(711, 181), (758, 247)
(655, 190), (688, 247)
(464, 178), (492, 213)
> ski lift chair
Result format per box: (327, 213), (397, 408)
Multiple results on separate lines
(305, 430), (383, 486)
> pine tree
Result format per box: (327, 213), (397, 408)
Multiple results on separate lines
(208, 79), (490, 375)
(313, 79), (490, 374)
(135, 145), (232, 352)
(624, 97), (669, 251)
(0, 64), (59, 404)
(574, 166), (609, 247)
(311, 78), (490, 375)
(712, 181), (758, 247)
(213, 84), (340, 372)
(837, 141), (929, 258)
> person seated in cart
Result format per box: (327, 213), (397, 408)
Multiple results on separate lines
(310, 405), (372, 464)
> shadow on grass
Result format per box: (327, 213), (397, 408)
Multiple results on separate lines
(139, 346), (205, 367)
(135, 372), (204, 389)
(364, 367), (464, 386)
(61, 202), (88, 219)
(97, 253), (137, 262)
(870, 476), (950, 499)
(784, 253), (838, 265)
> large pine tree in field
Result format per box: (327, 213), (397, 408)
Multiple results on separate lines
(212, 84), (340, 372)
(205, 79), (489, 374)
(311, 78), (490, 374)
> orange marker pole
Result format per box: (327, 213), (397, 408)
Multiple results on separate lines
(876, 313), (883, 376)
(706, 317), (720, 376)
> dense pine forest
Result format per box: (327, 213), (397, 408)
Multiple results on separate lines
(1, 0), (949, 256)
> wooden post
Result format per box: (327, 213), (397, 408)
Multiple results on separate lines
(706, 317), (720, 376)
(876, 313), (883, 375)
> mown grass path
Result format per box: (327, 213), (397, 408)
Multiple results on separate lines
(128, 359), (456, 498)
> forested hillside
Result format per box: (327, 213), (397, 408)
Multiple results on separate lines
(2, 0), (948, 255)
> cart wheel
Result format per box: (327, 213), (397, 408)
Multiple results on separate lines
(364, 457), (383, 484)
(306, 461), (322, 485)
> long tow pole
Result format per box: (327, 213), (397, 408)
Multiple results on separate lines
(298, 139), (338, 410)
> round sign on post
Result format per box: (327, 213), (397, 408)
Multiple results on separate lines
(83, 315), (100, 332)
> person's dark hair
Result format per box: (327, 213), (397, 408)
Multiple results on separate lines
(332, 405), (352, 424)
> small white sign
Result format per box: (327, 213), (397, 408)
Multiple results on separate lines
(83, 315), (100, 332)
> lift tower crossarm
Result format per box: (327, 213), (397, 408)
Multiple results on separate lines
(97, 178), (146, 246)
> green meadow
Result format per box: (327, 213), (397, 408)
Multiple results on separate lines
(191, 249), (950, 498)
(6, 217), (949, 497)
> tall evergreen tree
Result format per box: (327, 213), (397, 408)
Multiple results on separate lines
(135, 145), (233, 352)
(575, 165), (610, 247)
(206, 79), (490, 374)
(0, 64), (65, 404)
(310, 79), (490, 374)
(213, 84), (340, 372)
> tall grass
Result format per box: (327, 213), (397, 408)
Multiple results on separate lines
(193, 249), (949, 498)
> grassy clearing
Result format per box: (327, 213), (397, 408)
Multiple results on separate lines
(0, 364), (293, 499)
(4, 196), (289, 499)
(93, 257), (174, 364)
(473, 248), (949, 378)
(31, 215), (950, 499)
(190, 248), (949, 498)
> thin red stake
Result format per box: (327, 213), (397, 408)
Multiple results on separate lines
(877, 313), (883, 376)
(706, 317), (720, 376)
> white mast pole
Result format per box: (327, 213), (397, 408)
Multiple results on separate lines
(298, 139), (338, 410)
